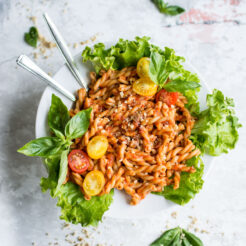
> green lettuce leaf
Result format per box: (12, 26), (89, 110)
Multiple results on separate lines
(154, 157), (204, 205)
(41, 157), (114, 226)
(82, 36), (151, 73)
(191, 89), (242, 156)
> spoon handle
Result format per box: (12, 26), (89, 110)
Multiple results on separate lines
(16, 55), (76, 102)
(43, 13), (88, 90)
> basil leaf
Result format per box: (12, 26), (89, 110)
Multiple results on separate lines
(24, 26), (39, 48)
(182, 238), (193, 246)
(149, 51), (168, 86)
(54, 150), (69, 196)
(51, 128), (65, 141)
(17, 137), (64, 157)
(163, 80), (201, 93)
(48, 94), (70, 134)
(150, 227), (181, 246)
(182, 229), (204, 246)
(152, 0), (185, 16)
(65, 108), (92, 140)
(151, 227), (204, 246)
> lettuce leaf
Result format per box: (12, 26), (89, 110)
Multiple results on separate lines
(154, 157), (204, 205)
(41, 157), (114, 226)
(82, 36), (151, 73)
(191, 89), (242, 156)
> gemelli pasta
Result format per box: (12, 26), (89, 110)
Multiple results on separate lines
(68, 66), (200, 205)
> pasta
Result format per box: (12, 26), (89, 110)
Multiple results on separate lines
(68, 66), (200, 205)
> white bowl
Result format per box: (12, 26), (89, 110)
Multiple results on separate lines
(35, 50), (214, 219)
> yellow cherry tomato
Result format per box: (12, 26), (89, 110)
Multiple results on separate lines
(87, 135), (108, 159)
(137, 57), (150, 78)
(83, 170), (105, 196)
(133, 77), (158, 97)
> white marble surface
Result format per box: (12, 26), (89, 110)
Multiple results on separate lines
(0, 0), (246, 245)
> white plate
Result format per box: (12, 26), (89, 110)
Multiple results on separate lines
(35, 49), (214, 219)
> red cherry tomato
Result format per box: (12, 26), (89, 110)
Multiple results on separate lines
(156, 89), (178, 106)
(68, 149), (89, 174)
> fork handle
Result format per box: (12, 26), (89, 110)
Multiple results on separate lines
(16, 55), (76, 102)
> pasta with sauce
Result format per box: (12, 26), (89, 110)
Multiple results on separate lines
(67, 66), (200, 205)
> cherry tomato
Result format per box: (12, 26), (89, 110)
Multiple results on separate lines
(68, 149), (89, 174)
(137, 57), (150, 78)
(133, 77), (158, 97)
(156, 89), (179, 106)
(83, 170), (105, 196)
(87, 136), (108, 159)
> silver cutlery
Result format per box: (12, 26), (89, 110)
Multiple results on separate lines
(16, 55), (76, 102)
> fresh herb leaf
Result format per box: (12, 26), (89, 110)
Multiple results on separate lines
(54, 150), (69, 196)
(17, 137), (64, 157)
(48, 94), (70, 134)
(152, 0), (185, 16)
(150, 227), (181, 246)
(51, 128), (66, 141)
(149, 51), (169, 86)
(41, 157), (114, 226)
(163, 80), (201, 93)
(191, 89), (242, 156)
(182, 229), (204, 246)
(24, 26), (39, 48)
(65, 108), (92, 140)
(154, 157), (204, 205)
(150, 227), (204, 246)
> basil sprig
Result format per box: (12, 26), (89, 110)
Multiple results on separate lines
(24, 26), (39, 48)
(150, 227), (204, 246)
(149, 51), (200, 93)
(152, 0), (185, 16)
(18, 94), (91, 193)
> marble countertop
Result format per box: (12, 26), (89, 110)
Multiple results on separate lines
(0, 0), (246, 245)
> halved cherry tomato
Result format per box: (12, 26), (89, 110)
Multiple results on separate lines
(83, 170), (105, 196)
(156, 89), (178, 106)
(87, 136), (108, 159)
(68, 149), (89, 174)
(137, 57), (150, 78)
(133, 77), (158, 97)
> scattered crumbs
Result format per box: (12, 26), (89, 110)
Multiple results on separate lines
(30, 16), (37, 25)
(194, 228), (200, 233)
(54, 243), (59, 245)
(73, 43), (78, 49)
(32, 243), (35, 246)
(48, 72), (52, 76)
(165, 224), (170, 229)
(80, 34), (99, 45)
(39, 35), (56, 49)
(171, 211), (177, 219)
(201, 229), (209, 234)
(71, 231), (76, 236)
(33, 52), (38, 59)
(77, 236), (83, 241)
(45, 232), (49, 236)
(48, 243), (52, 246)
(44, 55), (49, 59)
(62, 223), (70, 228)
(191, 205), (195, 209)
